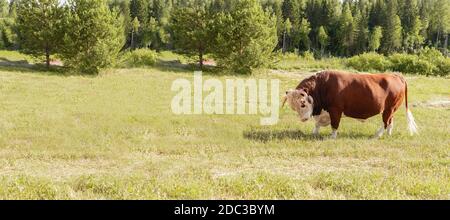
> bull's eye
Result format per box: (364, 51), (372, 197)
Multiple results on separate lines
(300, 93), (305, 97)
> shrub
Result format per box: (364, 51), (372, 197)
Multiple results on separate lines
(418, 47), (449, 76)
(280, 52), (300, 60)
(436, 58), (450, 76)
(418, 47), (445, 62)
(271, 51), (345, 70)
(119, 49), (158, 67)
(345, 50), (448, 76)
(301, 51), (315, 61)
(347, 52), (390, 72)
(388, 53), (435, 76)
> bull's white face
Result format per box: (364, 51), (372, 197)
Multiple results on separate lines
(282, 89), (314, 122)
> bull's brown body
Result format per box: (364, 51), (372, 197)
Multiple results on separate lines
(296, 70), (408, 130)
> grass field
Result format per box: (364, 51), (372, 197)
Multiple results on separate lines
(0, 50), (449, 199)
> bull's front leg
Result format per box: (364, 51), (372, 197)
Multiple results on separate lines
(313, 123), (321, 136)
(329, 108), (343, 139)
(313, 111), (331, 136)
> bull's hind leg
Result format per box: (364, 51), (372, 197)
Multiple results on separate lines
(374, 110), (394, 138)
(386, 101), (402, 136)
(387, 119), (394, 136)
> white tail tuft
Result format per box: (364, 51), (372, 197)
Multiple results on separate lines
(406, 109), (418, 136)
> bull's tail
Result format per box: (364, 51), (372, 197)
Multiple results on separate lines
(405, 82), (418, 136)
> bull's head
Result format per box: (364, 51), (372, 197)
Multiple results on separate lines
(282, 89), (314, 122)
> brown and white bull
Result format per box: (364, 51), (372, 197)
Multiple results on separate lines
(282, 70), (418, 139)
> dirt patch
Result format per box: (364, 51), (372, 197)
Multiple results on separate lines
(269, 69), (313, 79)
(413, 100), (450, 108)
(50, 59), (63, 66)
(203, 59), (216, 66)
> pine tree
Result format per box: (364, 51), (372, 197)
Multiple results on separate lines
(16, 0), (65, 68)
(320, 0), (341, 55)
(129, 0), (148, 48)
(109, 0), (131, 49)
(148, 0), (172, 49)
(280, 0), (303, 52)
(403, 16), (424, 52)
(401, 0), (424, 52)
(282, 0), (302, 24)
(305, 0), (322, 50)
(0, 0), (16, 49)
(0, 0), (8, 17)
(171, 0), (213, 70)
(369, 26), (383, 52)
(262, 0), (285, 51)
(61, 0), (125, 74)
(418, 0), (432, 46)
(369, 0), (386, 30)
(9, 0), (450, 62)
(297, 18), (311, 51)
(130, 0), (148, 22)
(213, 0), (278, 74)
(381, 0), (402, 54)
(400, 0), (419, 33)
(317, 26), (328, 57)
(131, 17), (140, 49)
(209, 0), (233, 13)
(337, 2), (355, 56)
(354, 9), (369, 54)
(430, 0), (450, 51)
(282, 18), (292, 52)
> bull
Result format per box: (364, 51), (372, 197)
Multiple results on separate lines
(282, 70), (418, 139)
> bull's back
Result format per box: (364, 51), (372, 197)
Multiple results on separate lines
(323, 71), (405, 119)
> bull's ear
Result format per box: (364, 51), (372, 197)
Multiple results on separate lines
(307, 96), (314, 104)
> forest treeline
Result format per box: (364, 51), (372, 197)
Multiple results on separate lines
(0, 0), (449, 74)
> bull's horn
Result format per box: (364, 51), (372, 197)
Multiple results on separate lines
(281, 95), (287, 108)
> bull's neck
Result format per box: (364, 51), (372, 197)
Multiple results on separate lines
(308, 85), (323, 116)
(297, 75), (322, 115)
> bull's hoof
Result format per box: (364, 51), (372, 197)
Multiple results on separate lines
(330, 130), (338, 139)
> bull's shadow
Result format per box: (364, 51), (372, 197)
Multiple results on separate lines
(243, 128), (321, 142)
(243, 127), (372, 142)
